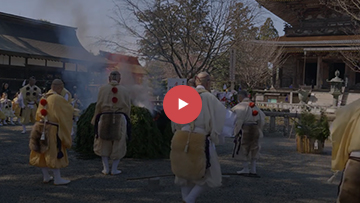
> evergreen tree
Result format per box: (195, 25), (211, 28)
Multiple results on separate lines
(258, 18), (279, 40)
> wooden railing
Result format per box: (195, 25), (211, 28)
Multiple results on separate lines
(256, 102), (328, 114)
(263, 111), (300, 137)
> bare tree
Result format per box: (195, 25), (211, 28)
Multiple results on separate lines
(320, 0), (360, 21)
(99, 0), (259, 79)
(235, 40), (287, 89)
(319, 0), (360, 73)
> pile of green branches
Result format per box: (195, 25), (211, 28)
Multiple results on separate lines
(74, 103), (173, 159)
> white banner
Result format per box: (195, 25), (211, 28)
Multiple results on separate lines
(167, 78), (187, 91)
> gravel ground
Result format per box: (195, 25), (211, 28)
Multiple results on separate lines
(0, 125), (338, 203)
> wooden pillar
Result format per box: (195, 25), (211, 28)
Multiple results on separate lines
(302, 58), (306, 86)
(316, 56), (322, 89)
(290, 92), (293, 104)
(284, 115), (289, 137)
(270, 116), (276, 132)
(294, 59), (299, 87)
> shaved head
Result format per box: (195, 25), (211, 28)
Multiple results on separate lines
(195, 72), (211, 90)
(52, 79), (64, 86)
(187, 78), (195, 87)
(109, 70), (121, 83)
(29, 76), (36, 86)
(51, 79), (64, 94)
(238, 90), (248, 102)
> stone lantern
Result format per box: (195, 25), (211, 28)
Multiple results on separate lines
(327, 70), (343, 110)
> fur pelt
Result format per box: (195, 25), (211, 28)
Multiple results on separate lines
(29, 122), (52, 153)
(170, 130), (207, 180)
(98, 113), (123, 140)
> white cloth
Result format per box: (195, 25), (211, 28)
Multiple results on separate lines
(17, 92), (25, 108)
(174, 85), (226, 188)
(231, 98), (265, 138)
(175, 139), (222, 188)
(220, 109), (237, 139)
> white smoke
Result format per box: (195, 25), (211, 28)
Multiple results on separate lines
(33, 0), (155, 113)
(117, 63), (154, 114)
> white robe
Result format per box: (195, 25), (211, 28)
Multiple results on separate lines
(174, 85), (226, 188)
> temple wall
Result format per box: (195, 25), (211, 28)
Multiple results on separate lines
(280, 56), (297, 88)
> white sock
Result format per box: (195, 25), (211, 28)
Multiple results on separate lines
(237, 162), (249, 174)
(53, 169), (70, 185)
(41, 168), (52, 182)
(111, 159), (121, 175)
(101, 156), (109, 174)
(184, 185), (206, 203)
(181, 185), (194, 200)
(250, 160), (256, 174)
(22, 125), (26, 132)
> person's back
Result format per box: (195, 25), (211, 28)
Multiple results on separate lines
(170, 72), (226, 203)
(91, 71), (131, 176)
(95, 83), (131, 116)
(29, 79), (74, 185)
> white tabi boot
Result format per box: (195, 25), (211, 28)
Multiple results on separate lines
(53, 169), (70, 185)
(183, 184), (206, 203)
(111, 159), (121, 175)
(41, 168), (53, 183)
(21, 125), (26, 134)
(237, 162), (249, 175)
(9, 117), (15, 125)
(101, 156), (110, 175)
(181, 185), (194, 201)
(250, 159), (257, 174)
(3, 120), (7, 125)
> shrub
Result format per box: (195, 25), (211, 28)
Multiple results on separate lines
(295, 107), (330, 142)
(74, 103), (172, 159)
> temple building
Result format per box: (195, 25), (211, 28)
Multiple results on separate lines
(257, 0), (360, 91)
(0, 11), (107, 97)
(98, 51), (146, 85)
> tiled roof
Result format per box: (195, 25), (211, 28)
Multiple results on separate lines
(278, 35), (360, 42)
(0, 34), (104, 62)
(0, 12), (105, 63)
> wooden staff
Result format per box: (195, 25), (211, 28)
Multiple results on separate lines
(127, 174), (174, 181)
(127, 173), (260, 181)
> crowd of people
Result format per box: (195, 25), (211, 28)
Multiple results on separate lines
(0, 78), (83, 136)
(3, 71), (355, 202)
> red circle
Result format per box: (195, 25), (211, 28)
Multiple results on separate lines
(112, 97), (118, 103)
(112, 87), (118, 94)
(40, 99), (47, 106)
(163, 85), (202, 124)
(40, 109), (47, 116)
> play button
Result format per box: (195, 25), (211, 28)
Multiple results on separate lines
(178, 99), (188, 110)
(163, 85), (202, 124)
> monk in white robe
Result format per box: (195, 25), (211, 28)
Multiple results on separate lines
(187, 78), (195, 88)
(29, 79), (74, 185)
(232, 90), (265, 176)
(60, 88), (72, 103)
(91, 71), (131, 175)
(18, 76), (42, 133)
(170, 72), (226, 203)
(12, 92), (21, 124)
(331, 99), (360, 202)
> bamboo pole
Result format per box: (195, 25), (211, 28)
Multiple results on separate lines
(127, 173), (260, 181)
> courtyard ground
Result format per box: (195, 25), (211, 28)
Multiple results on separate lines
(0, 125), (338, 203)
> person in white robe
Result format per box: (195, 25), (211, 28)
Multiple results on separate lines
(170, 72), (226, 203)
(231, 90), (265, 176)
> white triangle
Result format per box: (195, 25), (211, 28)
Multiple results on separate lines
(178, 98), (188, 110)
